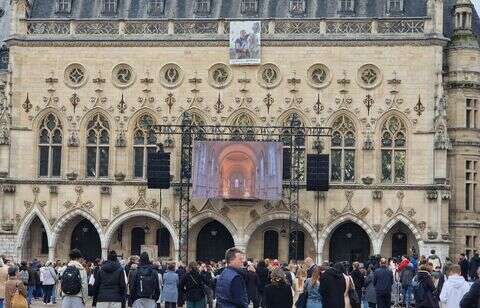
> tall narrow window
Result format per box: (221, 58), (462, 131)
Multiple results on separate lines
(241, 0), (258, 14)
(41, 229), (49, 255)
(466, 98), (478, 128)
(133, 115), (157, 179)
(338, 0), (354, 12)
(331, 115), (356, 183)
(194, 0), (211, 14)
(39, 114), (63, 177)
(56, 0), (72, 13)
(156, 227), (171, 257)
(466, 160), (478, 211)
(86, 114), (110, 178)
(103, 0), (117, 14)
(281, 113), (305, 181)
(288, 230), (305, 260)
(387, 0), (404, 13)
(290, 0), (306, 14)
(381, 116), (407, 183)
(263, 230), (279, 259)
(149, 0), (165, 15)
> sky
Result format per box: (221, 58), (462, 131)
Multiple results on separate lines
(474, 0), (480, 14)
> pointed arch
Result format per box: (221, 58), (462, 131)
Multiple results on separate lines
(16, 208), (53, 251)
(326, 109), (361, 130)
(277, 108), (310, 127)
(376, 214), (423, 253)
(126, 107), (159, 132)
(319, 214), (377, 256)
(51, 208), (105, 250)
(190, 211), (240, 246)
(227, 108), (258, 126)
(243, 211), (317, 251)
(177, 108), (208, 125)
(79, 107), (113, 132)
(104, 209), (179, 251)
(31, 107), (66, 131)
(375, 110), (412, 136)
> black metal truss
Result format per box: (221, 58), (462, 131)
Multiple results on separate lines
(150, 112), (331, 263)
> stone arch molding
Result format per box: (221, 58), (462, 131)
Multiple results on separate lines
(16, 207), (53, 253)
(104, 210), (179, 251)
(375, 214), (423, 253)
(190, 210), (240, 247)
(51, 208), (106, 250)
(319, 214), (378, 256)
(243, 211), (318, 251)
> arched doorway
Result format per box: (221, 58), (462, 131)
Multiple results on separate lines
(131, 227), (146, 256)
(263, 230), (279, 259)
(329, 222), (371, 263)
(196, 221), (234, 261)
(70, 219), (101, 261)
(381, 221), (419, 258)
(392, 232), (408, 258)
(22, 216), (49, 261)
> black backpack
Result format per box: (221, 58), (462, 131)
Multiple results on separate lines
(134, 266), (156, 299)
(61, 266), (82, 295)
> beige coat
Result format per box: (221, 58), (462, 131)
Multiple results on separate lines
(0, 265), (8, 299)
(4, 279), (27, 308)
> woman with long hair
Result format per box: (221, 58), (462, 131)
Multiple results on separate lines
(263, 268), (293, 308)
(304, 265), (323, 308)
(179, 262), (206, 308)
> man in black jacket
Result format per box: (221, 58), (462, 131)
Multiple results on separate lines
(129, 252), (160, 308)
(469, 253), (480, 281)
(92, 250), (127, 308)
(320, 262), (347, 308)
(459, 254), (470, 281)
(373, 258), (394, 308)
(460, 267), (480, 308)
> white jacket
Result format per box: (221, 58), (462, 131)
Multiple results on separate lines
(439, 274), (471, 308)
(40, 266), (57, 286)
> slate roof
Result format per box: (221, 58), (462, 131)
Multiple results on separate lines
(27, 0), (480, 39)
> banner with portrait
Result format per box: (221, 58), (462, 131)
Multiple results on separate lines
(229, 21), (261, 65)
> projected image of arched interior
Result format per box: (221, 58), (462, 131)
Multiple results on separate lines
(192, 141), (282, 200)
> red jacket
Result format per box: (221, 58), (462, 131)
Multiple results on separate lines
(397, 258), (410, 272)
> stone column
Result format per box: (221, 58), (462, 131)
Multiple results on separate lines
(101, 247), (108, 260)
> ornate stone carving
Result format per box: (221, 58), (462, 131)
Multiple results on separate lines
(326, 21), (372, 34)
(112, 206), (120, 217)
(407, 208), (416, 218)
(427, 231), (438, 240)
(372, 190), (383, 199)
(100, 218), (110, 227)
(378, 20), (425, 34)
(441, 233), (450, 241)
(63, 186), (94, 210)
(66, 171), (78, 180)
(27, 21), (70, 35)
(433, 95), (452, 150)
(49, 217), (56, 226)
(162, 207), (171, 220)
(124, 22), (168, 35)
(115, 131), (127, 147)
(114, 172), (126, 181)
(417, 221), (426, 232)
(67, 131), (80, 147)
(373, 224), (382, 232)
(0, 82), (10, 145)
(250, 209), (260, 221)
(2, 184), (15, 193)
(385, 208), (394, 217)
(100, 186), (111, 195)
(24, 186), (46, 211)
(300, 209), (312, 222)
(362, 177), (373, 185)
(76, 22), (118, 35)
(426, 190), (438, 200)
(124, 187), (158, 209)
(441, 191), (451, 200)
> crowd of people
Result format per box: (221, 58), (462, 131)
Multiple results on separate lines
(0, 248), (479, 308)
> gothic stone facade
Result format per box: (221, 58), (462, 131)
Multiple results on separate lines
(0, 0), (478, 263)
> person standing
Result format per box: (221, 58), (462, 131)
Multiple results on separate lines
(200, 263), (214, 308)
(263, 268), (293, 308)
(399, 259), (415, 308)
(320, 262), (347, 308)
(351, 262), (364, 308)
(440, 264), (470, 308)
(459, 254), (470, 281)
(304, 266), (323, 308)
(413, 263), (438, 308)
(215, 247), (249, 308)
(91, 250), (127, 308)
(130, 252), (160, 308)
(373, 258), (394, 308)
(161, 263), (179, 308)
(460, 266), (480, 308)
(40, 261), (57, 305)
(469, 253), (480, 281)
(255, 260), (269, 308)
(428, 250), (442, 271)
(61, 249), (88, 308)
(0, 258), (9, 308)
(364, 265), (376, 308)
(179, 262), (206, 308)
(4, 266), (27, 308)
(305, 258), (317, 279)
(245, 264), (260, 308)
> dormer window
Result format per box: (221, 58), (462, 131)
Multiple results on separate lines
(387, 0), (404, 13)
(194, 0), (211, 14)
(338, 0), (354, 13)
(103, 0), (117, 15)
(290, 0), (306, 15)
(241, 0), (258, 14)
(56, 0), (72, 14)
(149, 0), (165, 15)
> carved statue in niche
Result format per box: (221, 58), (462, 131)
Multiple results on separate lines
(433, 95), (452, 150)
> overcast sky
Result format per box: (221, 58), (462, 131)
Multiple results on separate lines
(474, 0), (480, 14)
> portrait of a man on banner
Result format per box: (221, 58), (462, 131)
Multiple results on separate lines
(229, 21), (261, 65)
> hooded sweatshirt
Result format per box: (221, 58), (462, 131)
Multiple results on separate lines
(439, 274), (471, 308)
(92, 260), (127, 305)
(63, 260), (88, 303)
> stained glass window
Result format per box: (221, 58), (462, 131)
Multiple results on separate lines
(103, 0), (117, 14)
(338, 0), (354, 12)
(381, 116), (406, 183)
(133, 115), (157, 179)
(86, 114), (110, 178)
(281, 113), (305, 181)
(331, 115), (355, 182)
(231, 113), (255, 141)
(39, 114), (62, 177)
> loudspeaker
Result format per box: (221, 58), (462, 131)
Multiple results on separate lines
(147, 152), (171, 189)
(306, 154), (329, 191)
(282, 148), (291, 180)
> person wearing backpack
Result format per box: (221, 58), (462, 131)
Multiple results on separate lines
(129, 252), (160, 308)
(412, 264), (438, 308)
(61, 248), (88, 308)
(179, 261), (207, 308)
(3, 266), (27, 308)
(18, 262), (32, 305)
(92, 250), (127, 308)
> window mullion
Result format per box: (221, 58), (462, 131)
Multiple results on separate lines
(96, 143), (100, 178)
(144, 145), (148, 179)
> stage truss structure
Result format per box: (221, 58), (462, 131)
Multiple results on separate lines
(150, 112), (331, 263)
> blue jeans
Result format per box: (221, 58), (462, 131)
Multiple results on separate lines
(403, 285), (412, 305)
(51, 285), (57, 303)
(0, 298), (4, 308)
(27, 286), (35, 304)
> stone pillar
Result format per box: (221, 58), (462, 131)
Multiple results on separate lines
(48, 246), (55, 262)
(101, 247), (108, 260)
